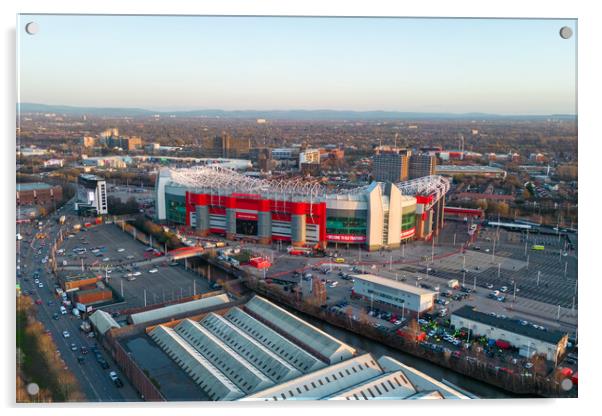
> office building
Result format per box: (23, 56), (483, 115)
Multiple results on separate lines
(75, 174), (108, 215)
(351, 274), (437, 313)
(203, 133), (250, 158)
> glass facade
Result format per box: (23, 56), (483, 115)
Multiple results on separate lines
(166, 194), (186, 224)
(401, 213), (416, 231)
(326, 217), (367, 236)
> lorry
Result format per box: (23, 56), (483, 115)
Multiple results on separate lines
(447, 279), (460, 289)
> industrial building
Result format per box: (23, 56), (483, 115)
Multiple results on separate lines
(16, 182), (63, 206)
(129, 293), (230, 325)
(146, 295), (469, 401)
(75, 173), (108, 215)
(435, 165), (507, 179)
(451, 306), (568, 362)
(154, 165), (450, 250)
(351, 274), (437, 313)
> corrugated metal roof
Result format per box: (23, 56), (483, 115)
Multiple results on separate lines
(326, 371), (416, 400)
(225, 307), (325, 373)
(240, 353), (382, 401)
(245, 295), (356, 363)
(201, 313), (302, 383)
(377, 356), (469, 399)
(89, 310), (120, 335)
(149, 325), (244, 401)
(130, 293), (230, 325)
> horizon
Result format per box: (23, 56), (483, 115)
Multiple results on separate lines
(18, 102), (577, 117)
(17, 15), (577, 115)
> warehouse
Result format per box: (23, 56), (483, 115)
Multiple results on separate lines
(155, 165), (450, 250)
(243, 295), (356, 363)
(129, 293), (230, 325)
(351, 274), (437, 313)
(451, 305), (568, 362)
(146, 295), (469, 401)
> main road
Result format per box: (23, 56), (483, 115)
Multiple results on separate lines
(17, 204), (141, 402)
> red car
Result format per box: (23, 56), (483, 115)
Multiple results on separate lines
(35, 299), (43, 305)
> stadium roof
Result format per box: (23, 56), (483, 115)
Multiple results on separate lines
(130, 293), (230, 325)
(165, 165), (450, 200)
(452, 305), (567, 345)
(244, 295), (356, 363)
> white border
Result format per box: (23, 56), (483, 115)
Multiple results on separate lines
(2, 1), (599, 416)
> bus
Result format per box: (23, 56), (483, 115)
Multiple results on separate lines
(532, 245), (545, 251)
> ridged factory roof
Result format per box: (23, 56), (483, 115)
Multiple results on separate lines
(244, 295), (356, 363)
(325, 370), (417, 400)
(240, 353), (383, 401)
(149, 325), (244, 401)
(377, 356), (469, 399)
(225, 307), (325, 373)
(201, 313), (302, 383)
(174, 319), (274, 394)
(130, 293), (230, 325)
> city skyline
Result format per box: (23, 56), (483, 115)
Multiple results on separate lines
(18, 15), (576, 115)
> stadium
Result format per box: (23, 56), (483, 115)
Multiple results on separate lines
(155, 166), (450, 251)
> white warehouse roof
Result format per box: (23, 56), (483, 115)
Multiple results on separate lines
(225, 307), (326, 373)
(325, 370), (417, 400)
(244, 295), (356, 363)
(201, 313), (302, 383)
(377, 356), (469, 399)
(241, 353), (382, 401)
(130, 293), (230, 325)
(149, 325), (244, 401)
(174, 319), (274, 395)
(89, 310), (120, 335)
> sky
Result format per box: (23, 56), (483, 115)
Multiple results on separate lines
(17, 15), (577, 115)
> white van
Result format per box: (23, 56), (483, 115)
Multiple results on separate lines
(60, 306), (67, 315)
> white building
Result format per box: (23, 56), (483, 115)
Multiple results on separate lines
(351, 274), (437, 313)
(451, 306), (568, 362)
(75, 173), (108, 215)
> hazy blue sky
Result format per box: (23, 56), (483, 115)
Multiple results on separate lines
(18, 15), (577, 114)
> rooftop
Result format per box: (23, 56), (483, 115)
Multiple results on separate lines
(436, 165), (506, 173)
(452, 305), (567, 344)
(16, 182), (53, 191)
(351, 274), (438, 297)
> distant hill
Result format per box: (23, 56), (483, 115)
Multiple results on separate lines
(17, 103), (577, 121)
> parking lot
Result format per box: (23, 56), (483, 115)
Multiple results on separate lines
(58, 224), (213, 312)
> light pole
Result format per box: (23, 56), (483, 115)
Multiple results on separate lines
(497, 263), (501, 278)
(564, 262), (568, 279)
(537, 270), (541, 286)
(492, 238), (496, 262)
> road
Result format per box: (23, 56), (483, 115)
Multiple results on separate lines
(17, 203), (141, 402)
